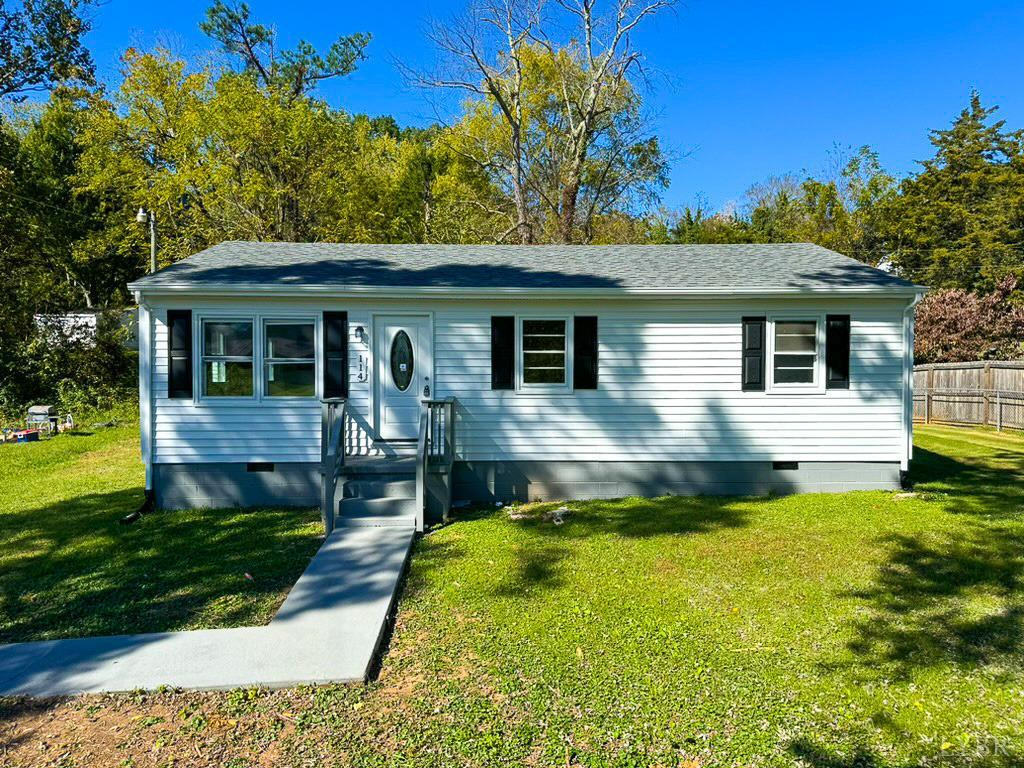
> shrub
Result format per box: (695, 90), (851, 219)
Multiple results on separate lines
(915, 277), (1024, 363)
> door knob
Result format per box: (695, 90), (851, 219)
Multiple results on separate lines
(423, 376), (431, 398)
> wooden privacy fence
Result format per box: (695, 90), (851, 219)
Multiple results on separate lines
(913, 361), (1024, 430)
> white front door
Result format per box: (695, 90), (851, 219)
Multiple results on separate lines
(376, 315), (432, 440)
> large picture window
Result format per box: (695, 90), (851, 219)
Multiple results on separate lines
(202, 320), (254, 397)
(521, 318), (567, 386)
(772, 319), (818, 386)
(264, 321), (316, 397)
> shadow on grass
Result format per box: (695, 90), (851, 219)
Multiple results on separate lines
(847, 525), (1024, 671)
(509, 494), (753, 541)
(493, 543), (569, 596)
(400, 534), (467, 602)
(472, 495), (752, 598)
(0, 487), (322, 643)
(789, 737), (1021, 768)
(405, 494), (753, 604)
(909, 445), (1024, 517)
(844, 437), (1024, 677)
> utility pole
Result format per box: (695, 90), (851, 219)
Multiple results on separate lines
(135, 208), (157, 273)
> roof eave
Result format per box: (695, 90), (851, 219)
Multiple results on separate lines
(128, 281), (926, 299)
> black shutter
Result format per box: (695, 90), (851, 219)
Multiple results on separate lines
(491, 316), (515, 390)
(573, 316), (598, 389)
(167, 309), (193, 399)
(826, 314), (851, 389)
(741, 316), (765, 392)
(323, 312), (348, 398)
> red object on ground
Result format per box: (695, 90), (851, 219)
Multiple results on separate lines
(15, 430), (41, 443)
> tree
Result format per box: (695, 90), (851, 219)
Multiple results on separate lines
(77, 47), (434, 264)
(416, 0), (671, 244)
(199, 1), (370, 100)
(883, 92), (1024, 293)
(733, 148), (897, 260)
(667, 204), (753, 244)
(0, 0), (96, 100)
(0, 91), (139, 420)
(915, 278), (1024, 363)
(744, 174), (805, 244)
(0, 89), (131, 315)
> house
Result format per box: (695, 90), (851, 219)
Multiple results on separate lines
(128, 242), (924, 532)
(34, 309), (139, 349)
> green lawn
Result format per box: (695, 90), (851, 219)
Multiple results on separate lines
(0, 421), (322, 642)
(2, 425), (1024, 768)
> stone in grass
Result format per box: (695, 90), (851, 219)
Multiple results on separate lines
(542, 506), (571, 525)
(893, 492), (919, 500)
(506, 503), (530, 521)
(507, 504), (572, 524)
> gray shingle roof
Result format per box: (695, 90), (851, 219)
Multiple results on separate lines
(129, 241), (921, 294)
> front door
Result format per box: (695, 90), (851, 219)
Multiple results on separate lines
(376, 315), (432, 440)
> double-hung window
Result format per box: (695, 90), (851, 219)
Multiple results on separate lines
(520, 318), (569, 389)
(197, 316), (318, 400)
(202, 320), (254, 397)
(264, 320), (316, 397)
(770, 318), (820, 388)
(744, 314), (848, 393)
(491, 315), (595, 393)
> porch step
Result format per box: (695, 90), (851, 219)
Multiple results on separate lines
(343, 456), (417, 475)
(378, 441), (418, 457)
(343, 478), (417, 499)
(338, 496), (417, 528)
(337, 451), (418, 528)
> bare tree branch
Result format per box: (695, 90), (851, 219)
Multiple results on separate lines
(409, 0), (673, 243)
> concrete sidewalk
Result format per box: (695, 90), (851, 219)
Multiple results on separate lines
(0, 525), (414, 697)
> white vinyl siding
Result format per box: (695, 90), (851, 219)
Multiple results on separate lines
(148, 297), (908, 465)
(434, 304), (905, 463)
(153, 313), (320, 463)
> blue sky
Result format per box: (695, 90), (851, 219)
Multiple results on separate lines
(83, 0), (1024, 211)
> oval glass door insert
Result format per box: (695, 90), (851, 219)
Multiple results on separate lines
(390, 330), (414, 391)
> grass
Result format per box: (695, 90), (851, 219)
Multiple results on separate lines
(0, 419), (322, 642)
(2, 424), (1024, 767)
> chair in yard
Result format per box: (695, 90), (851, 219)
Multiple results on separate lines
(26, 405), (58, 435)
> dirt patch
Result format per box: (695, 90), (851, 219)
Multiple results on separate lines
(0, 691), (295, 768)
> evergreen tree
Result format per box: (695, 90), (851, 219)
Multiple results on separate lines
(884, 92), (1024, 292)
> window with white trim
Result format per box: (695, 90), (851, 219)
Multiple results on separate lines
(520, 318), (570, 389)
(771, 319), (819, 387)
(264, 320), (316, 397)
(202, 320), (254, 397)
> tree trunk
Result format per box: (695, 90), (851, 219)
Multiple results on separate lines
(511, 130), (533, 244)
(558, 180), (580, 244)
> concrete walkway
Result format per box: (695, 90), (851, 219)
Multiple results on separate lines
(0, 526), (414, 697)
